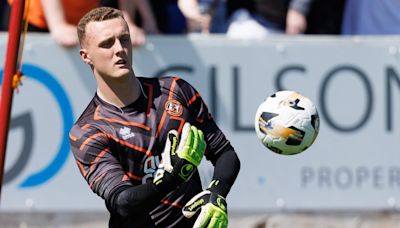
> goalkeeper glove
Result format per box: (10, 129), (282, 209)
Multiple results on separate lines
(153, 123), (206, 192)
(182, 180), (228, 228)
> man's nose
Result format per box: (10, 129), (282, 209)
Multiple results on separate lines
(114, 39), (124, 52)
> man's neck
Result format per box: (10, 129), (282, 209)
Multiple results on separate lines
(96, 74), (141, 108)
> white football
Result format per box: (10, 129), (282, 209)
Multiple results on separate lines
(255, 91), (320, 155)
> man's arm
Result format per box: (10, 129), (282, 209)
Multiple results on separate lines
(107, 182), (163, 216)
(118, 0), (160, 47)
(209, 149), (240, 196)
(118, 0), (145, 47)
(175, 78), (240, 227)
(178, 0), (211, 33)
(286, 0), (313, 34)
(132, 0), (159, 34)
(40, 0), (78, 47)
(174, 78), (241, 193)
(70, 123), (205, 217)
(111, 123), (207, 216)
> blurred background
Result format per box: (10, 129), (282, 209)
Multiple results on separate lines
(1, 0), (400, 227)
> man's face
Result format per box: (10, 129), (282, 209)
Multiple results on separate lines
(80, 17), (133, 80)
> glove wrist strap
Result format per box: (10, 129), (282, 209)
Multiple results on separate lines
(207, 179), (230, 197)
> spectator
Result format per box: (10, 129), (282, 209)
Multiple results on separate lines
(342, 0), (400, 35)
(7, 0), (157, 47)
(178, 0), (227, 34)
(149, 0), (187, 34)
(306, 0), (346, 34)
(226, 0), (314, 39)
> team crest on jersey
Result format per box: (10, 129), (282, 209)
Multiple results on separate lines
(165, 100), (183, 117)
(119, 127), (135, 140)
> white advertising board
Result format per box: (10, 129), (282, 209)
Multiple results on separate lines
(1, 34), (400, 211)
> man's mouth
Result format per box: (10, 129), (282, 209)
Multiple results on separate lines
(116, 59), (127, 65)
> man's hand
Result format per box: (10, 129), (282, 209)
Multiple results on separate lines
(187, 14), (212, 33)
(50, 23), (79, 48)
(127, 22), (146, 47)
(153, 123), (206, 192)
(286, 9), (307, 35)
(182, 190), (228, 228)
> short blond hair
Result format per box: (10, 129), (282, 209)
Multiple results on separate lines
(77, 7), (124, 45)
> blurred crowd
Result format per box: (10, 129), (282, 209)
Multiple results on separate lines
(1, 0), (400, 48)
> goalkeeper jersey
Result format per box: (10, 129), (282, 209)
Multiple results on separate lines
(69, 76), (234, 227)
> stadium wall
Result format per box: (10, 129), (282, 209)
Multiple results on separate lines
(1, 34), (400, 213)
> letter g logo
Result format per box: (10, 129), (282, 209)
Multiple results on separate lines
(0, 64), (74, 188)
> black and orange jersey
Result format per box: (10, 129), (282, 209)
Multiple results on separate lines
(69, 76), (234, 227)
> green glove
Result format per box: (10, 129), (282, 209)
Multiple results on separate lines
(153, 123), (206, 192)
(182, 190), (228, 228)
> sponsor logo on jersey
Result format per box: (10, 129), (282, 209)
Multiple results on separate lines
(119, 127), (135, 140)
(165, 100), (183, 117)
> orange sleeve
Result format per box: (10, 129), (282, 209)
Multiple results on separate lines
(8, 0), (47, 29)
(8, 0), (100, 29)
(62, 0), (99, 25)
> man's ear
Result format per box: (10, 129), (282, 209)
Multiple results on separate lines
(80, 48), (92, 65)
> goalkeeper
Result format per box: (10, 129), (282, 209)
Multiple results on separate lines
(69, 7), (240, 228)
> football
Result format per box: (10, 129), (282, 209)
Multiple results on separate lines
(255, 91), (320, 155)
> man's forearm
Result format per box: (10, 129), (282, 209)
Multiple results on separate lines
(40, 0), (67, 30)
(210, 149), (240, 197)
(110, 182), (164, 217)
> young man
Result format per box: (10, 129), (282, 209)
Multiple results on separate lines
(69, 7), (240, 228)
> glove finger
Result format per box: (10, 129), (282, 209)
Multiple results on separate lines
(207, 215), (218, 228)
(182, 190), (210, 218)
(217, 212), (228, 228)
(189, 125), (204, 166)
(193, 206), (211, 228)
(197, 129), (205, 156)
(178, 122), (191, 152)
(185, 125), (195, 150)
(163, 130), (178, 172)
(191, 125), (199, 155)
(207, 210), (228, 228)
(217, 219), (228, 228)
(153, 165), (165, 184)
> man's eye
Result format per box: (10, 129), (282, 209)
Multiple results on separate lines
(121, 37), (130, 42)
(100, 40), (113, 48)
